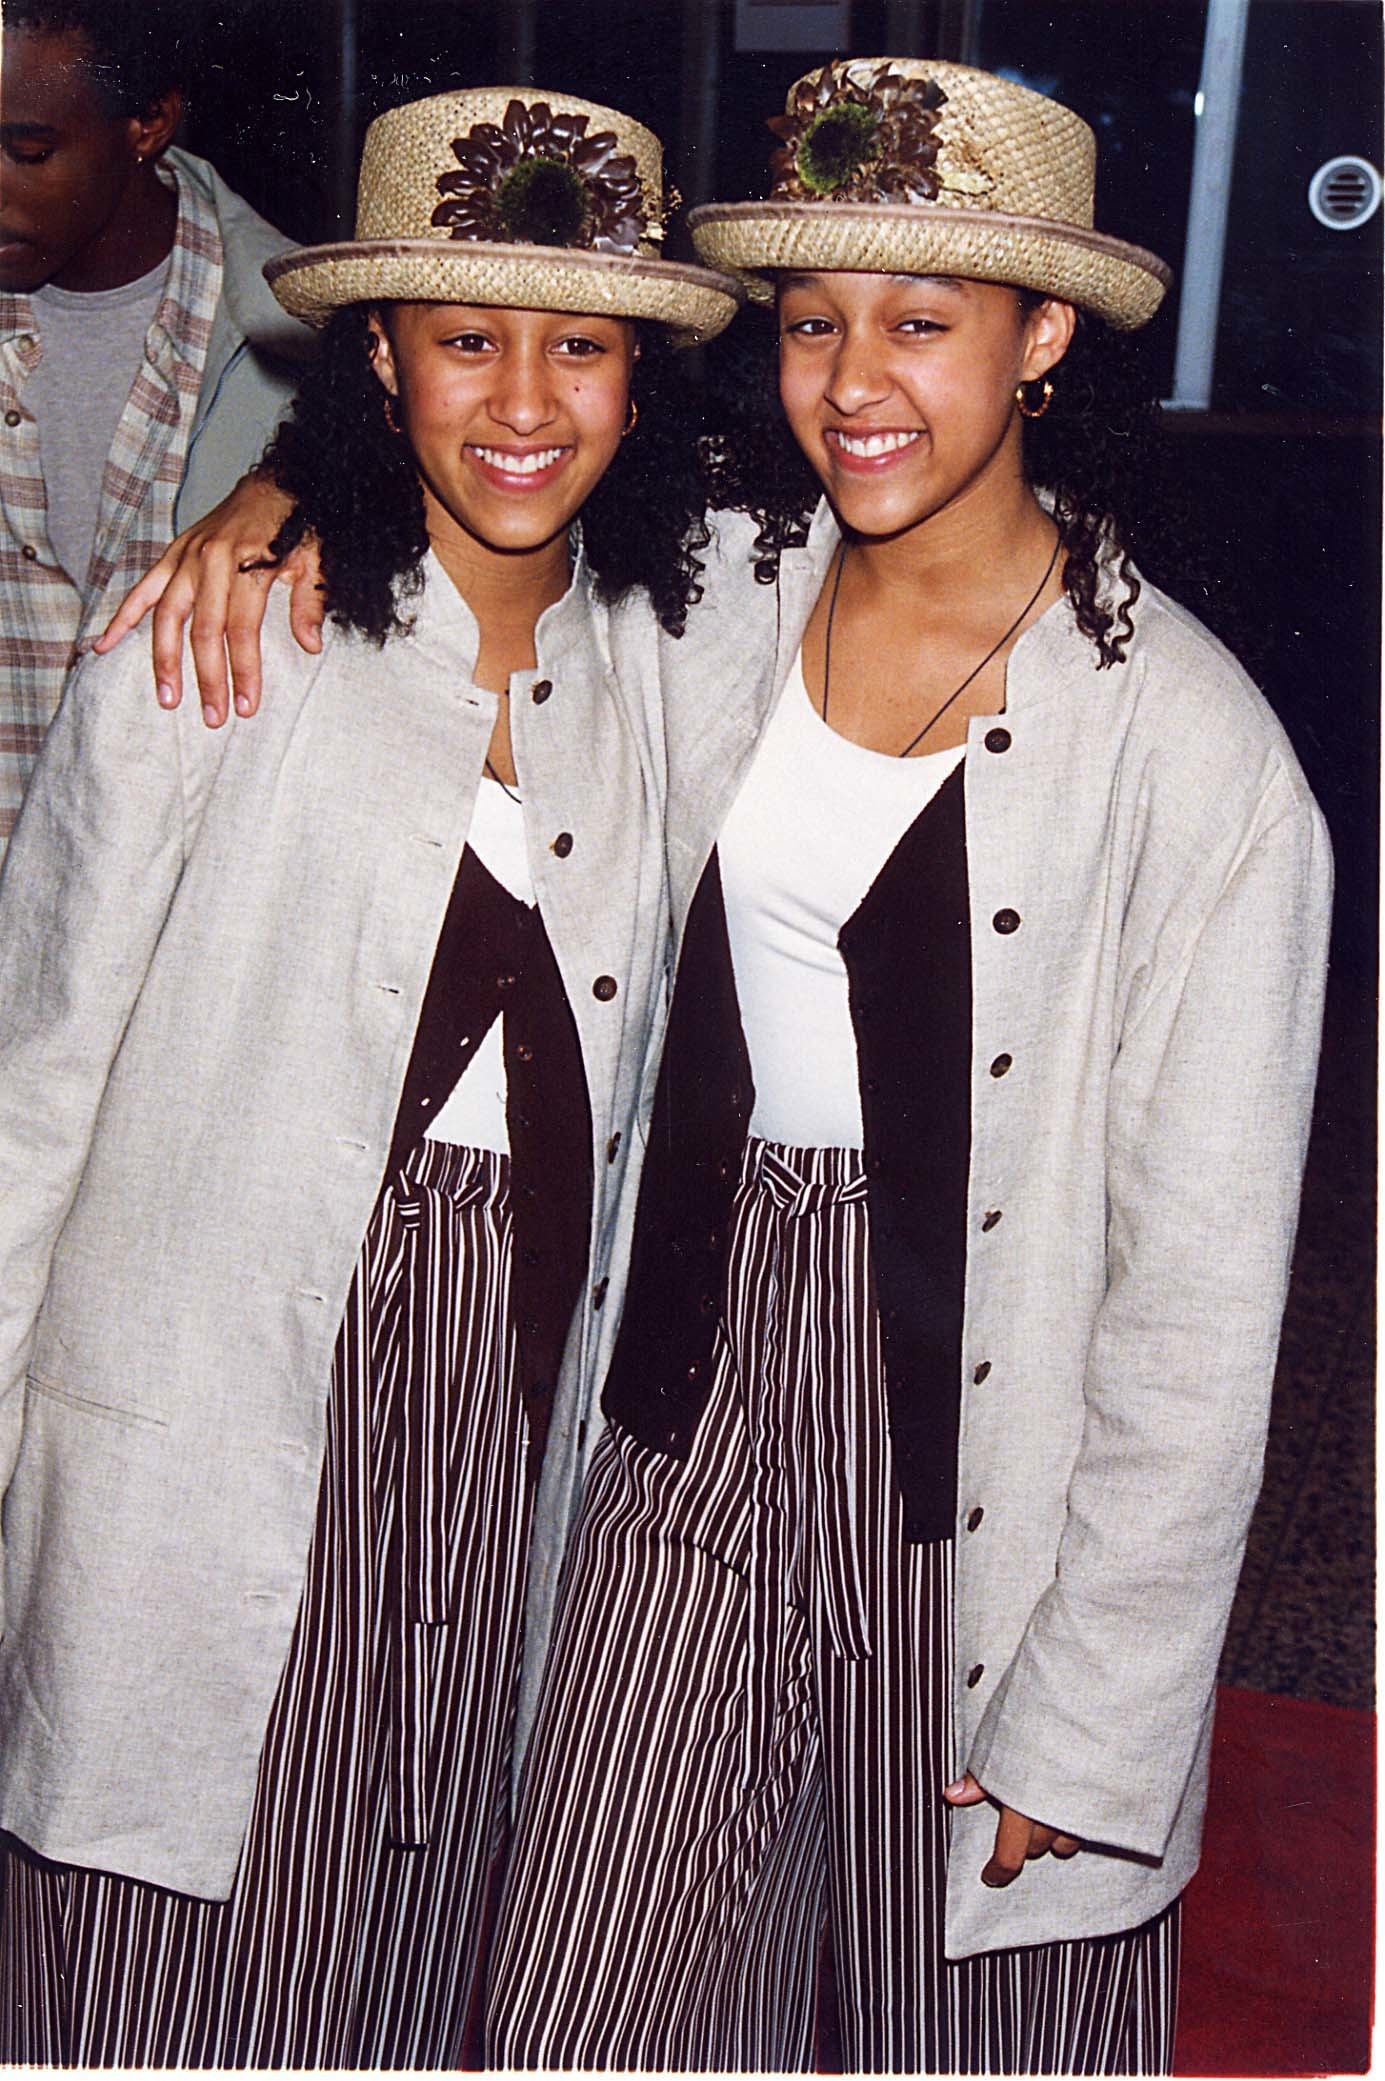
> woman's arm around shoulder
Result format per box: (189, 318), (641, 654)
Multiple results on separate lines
(94, 470), (322, 726)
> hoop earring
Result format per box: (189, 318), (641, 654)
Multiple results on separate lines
(1015, 376), (1054, 420)
(382, 391), (402, 435)
(622, 396), (639, 439)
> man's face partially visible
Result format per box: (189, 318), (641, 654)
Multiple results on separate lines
(0, 28), (143, 293)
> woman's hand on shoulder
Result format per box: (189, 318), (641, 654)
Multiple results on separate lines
(94, 472), (325, 728)
(943, 1771), (1083, 1887)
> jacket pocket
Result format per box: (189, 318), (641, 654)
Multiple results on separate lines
(25, 1372), (168, 1433)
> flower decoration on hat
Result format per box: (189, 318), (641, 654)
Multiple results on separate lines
(433, 98), (648, 253)
(768, 60), (991, 205)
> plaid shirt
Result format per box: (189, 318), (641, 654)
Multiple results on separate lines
(0, 164), (224, 844)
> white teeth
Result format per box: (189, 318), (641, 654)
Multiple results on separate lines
(472, 446), (566, 476)
(833, 430), (920, 458)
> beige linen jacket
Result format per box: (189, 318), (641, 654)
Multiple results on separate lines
(641, 504), (1332, 1958)
(0, 553), (667, 1900)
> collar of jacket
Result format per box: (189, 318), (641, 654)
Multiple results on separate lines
(662, 494), (1130, 949)
(301, 543), (602, 774)
(168, 147), (318, 506)
(166, 148), (316, 369)
(792, 492), (1120, 720)
(406, 537), (599, 678)
(0, 154), (313, 371)
(0, 148), (295, 364)
(660, 499), (838, 947)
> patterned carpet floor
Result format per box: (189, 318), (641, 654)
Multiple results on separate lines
(1220, 962), (1375, 1712)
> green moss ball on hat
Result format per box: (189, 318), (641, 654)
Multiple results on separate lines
(688, 57), (1171, 331)
(266, 86), (743, 346)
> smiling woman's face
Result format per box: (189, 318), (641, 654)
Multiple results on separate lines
(776, 271), (1073, 541)
(368, 301), (637, 561)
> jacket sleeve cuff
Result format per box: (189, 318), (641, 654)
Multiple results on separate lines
(966, 1588), (1223, 1860)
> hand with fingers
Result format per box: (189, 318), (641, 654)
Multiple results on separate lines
(94, 470), (325, 727)
(943, 1771), (1084, 1888)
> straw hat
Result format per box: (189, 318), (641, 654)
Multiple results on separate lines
(688, 58), (1171, 330)
(266, 87), (742, 345)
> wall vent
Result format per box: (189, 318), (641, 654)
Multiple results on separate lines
(1307, 156), (1382, 232)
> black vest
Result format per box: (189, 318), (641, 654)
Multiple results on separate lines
(602, 765), (971, 1541)
(393, 846), (593, 1475)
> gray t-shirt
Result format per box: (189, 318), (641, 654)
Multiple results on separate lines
(29, 257), (169, 586)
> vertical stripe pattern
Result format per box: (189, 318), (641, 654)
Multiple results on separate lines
(489, 1138), (1178, 2073)
(0, 1139), (530, 2068)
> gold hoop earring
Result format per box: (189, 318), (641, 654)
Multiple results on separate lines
(622, 396), (639, 439)
(382, 391), (402, 435)
(1015, 376), (1054, 420)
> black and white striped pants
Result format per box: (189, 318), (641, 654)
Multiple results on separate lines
(0, 1140), (530, 2069)
(489, 1140), (1178, 2073)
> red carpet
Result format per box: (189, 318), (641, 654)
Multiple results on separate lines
(1175, 1685), (1375, 2076)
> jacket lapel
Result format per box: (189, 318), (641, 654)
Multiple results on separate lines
(662, 500), (840, 949)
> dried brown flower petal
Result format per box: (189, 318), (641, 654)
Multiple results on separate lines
(432, 98), (647, 252)
(767, 61), (950, 204)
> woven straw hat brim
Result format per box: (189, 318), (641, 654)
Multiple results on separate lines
(265, 238), (742, 345)
(688, 201), (1171, 331)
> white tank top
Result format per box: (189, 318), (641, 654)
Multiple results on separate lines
(718, 657), (965, 1149)
(424, 773), (535, 1153)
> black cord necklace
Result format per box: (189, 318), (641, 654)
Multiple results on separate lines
(821, 531), (1063, 758)
(484, 756), (521, 804)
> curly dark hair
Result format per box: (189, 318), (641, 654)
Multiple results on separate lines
(702, 294), (1218, 670)
(260, 307), (711, 642)
(6, 0), (186, 115)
